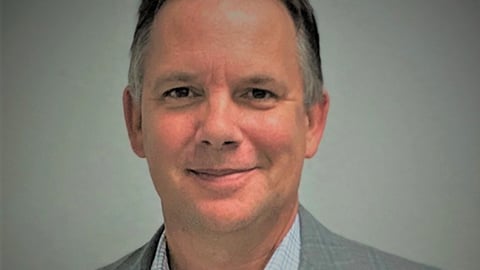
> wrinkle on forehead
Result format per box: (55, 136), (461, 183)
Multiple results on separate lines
(153, 0), (296, 48)
(144, 0), (302, 94)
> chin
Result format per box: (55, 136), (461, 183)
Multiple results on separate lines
(191, 198), (268, 233)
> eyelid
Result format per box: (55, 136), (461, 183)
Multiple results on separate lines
(162, 86), (201, 98)
(242, 88), (278, 99)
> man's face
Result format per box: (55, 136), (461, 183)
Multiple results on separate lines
(125, 0), (328, 232)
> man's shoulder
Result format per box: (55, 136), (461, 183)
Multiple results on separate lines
(98, 208), (440, 270)
(97, 226), (163, 270)
(98, 246), (145, 270)
(298, 205), (440, 270)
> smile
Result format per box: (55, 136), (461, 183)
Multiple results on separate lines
(185, 167), (257, 193)
(187, 168), (256, 179)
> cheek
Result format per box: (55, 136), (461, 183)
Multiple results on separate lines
(243, 107), (307, 159)
(242, 108), (307, 198)
(142, 111), (195, 162)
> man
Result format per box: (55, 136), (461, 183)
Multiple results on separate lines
(101, 0), (439, 269)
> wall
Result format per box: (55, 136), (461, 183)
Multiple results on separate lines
(2, 0), (479, 269)
(302, 2), (480, 270)
(0, 0), (4, 267)
(2, 1), (156, 269)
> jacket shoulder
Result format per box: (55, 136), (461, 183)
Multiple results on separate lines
(97, 226), (164, 270)
(298, 205), (440, 270)
(98, 245), (146, 270)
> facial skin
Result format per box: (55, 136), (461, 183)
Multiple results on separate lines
(124, 0), (329, 240)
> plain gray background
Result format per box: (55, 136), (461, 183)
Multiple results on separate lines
(0, 0), (3, 268)
(1, 0), (479, 269)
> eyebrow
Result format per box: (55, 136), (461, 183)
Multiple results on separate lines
(237, 74), (287, 93)
(153, 71), (199, 91)
(236, 75), (276, 85)
(153, 72), (285, 90)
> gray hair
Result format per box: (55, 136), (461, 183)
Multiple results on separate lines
(128, 0), (324, 107)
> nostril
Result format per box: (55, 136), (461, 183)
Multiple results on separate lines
(201, 140), (212, 146)
(223, 141), (236, 145)
(199, 139), (239, 149)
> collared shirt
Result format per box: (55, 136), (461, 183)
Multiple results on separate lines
(151, 214), (301, 270)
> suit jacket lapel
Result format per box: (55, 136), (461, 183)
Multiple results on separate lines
(298, 204), (339, 270)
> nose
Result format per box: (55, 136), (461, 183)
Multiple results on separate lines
(195, 93), (242, 151)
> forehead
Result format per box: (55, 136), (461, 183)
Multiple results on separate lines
(155, 0), (293, 28)
(143, 0), (302, 89)
(151, 0), (297, 50)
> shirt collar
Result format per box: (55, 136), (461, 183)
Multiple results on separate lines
(151, 214), (301, 270)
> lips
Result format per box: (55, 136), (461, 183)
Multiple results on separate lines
(185, 167), (257, 193)
(187, 168), (255, 179)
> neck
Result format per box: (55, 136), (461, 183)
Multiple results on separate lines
(164, 203), (299, 270)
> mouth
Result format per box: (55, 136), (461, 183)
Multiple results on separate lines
(186, 168), (256, 179)
(185, 166), (258, 193)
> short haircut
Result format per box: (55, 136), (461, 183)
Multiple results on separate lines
(128, 0), (324, 107)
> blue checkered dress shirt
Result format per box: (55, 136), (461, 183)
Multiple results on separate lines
(151, 214), (301, 270)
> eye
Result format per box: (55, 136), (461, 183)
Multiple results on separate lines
(163, 87), (197, 98)
(245, 88), (276, 100)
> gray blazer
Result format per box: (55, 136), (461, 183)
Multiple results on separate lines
(99, 205), (439, 270)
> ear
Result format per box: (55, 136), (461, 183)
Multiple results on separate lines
(123, 87), (146, 158)
(304, 90), (330, 158)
